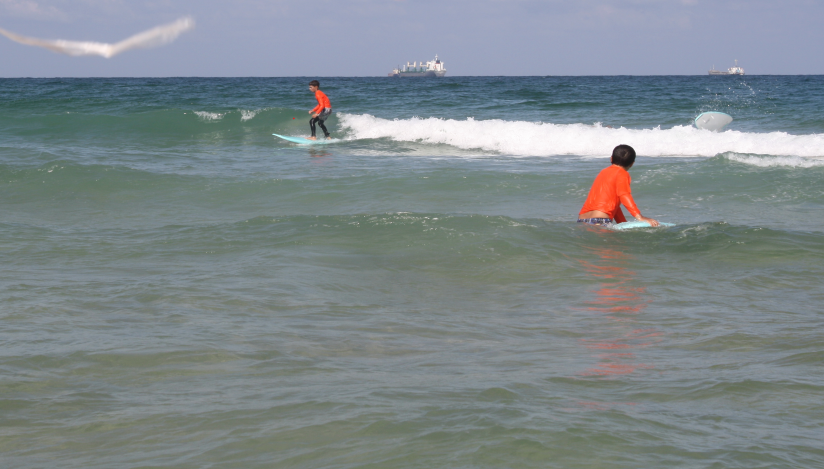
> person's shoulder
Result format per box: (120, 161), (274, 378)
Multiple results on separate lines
(607, 165), (629, 175)
(599, 165), (629, 182)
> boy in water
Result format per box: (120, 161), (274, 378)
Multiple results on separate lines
(578, 144), (659, 227)
(307, 80), (332, 140)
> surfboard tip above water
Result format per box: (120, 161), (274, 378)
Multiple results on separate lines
(694, 112), (733, 131)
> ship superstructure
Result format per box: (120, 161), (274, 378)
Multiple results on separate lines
(709, 60), (745, 75)
(388, 55), (446, 77)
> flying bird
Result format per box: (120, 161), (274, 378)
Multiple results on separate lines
(0, 17), (194, 58)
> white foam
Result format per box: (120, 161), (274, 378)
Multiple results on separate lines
(240, 109), (260, 122)
(194, 111), (224, 121)
(726, 153), (824, 168)
(338, 114), (824, 158)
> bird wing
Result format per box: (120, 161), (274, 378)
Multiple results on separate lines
(108, 17), (194, 57)
(0, 17), (194, 58)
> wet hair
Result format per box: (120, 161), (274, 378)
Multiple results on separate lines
(309, 80), (320, 87)
(611, 144), (636, 169)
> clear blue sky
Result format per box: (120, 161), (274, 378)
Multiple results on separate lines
(1, 0), (823, 77)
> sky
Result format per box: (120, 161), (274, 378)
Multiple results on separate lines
(1, 0), (823, 77)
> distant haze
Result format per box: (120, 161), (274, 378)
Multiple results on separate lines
(1, 0), (822, 77)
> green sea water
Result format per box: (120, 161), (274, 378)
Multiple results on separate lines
(1, 77), (823, 468)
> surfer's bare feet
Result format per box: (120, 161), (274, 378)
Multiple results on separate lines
(308, 136), (317, 140)
(326, 137), (331, 140)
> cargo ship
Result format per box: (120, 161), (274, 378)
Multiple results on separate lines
(709, 60), (745, 75)
(388, 55), (446, 77)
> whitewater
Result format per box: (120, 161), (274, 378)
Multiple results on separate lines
(339, 113), (824, 159)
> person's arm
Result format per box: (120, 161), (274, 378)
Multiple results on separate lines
(618, 193), (641, 219)
(619, 194), (659, 226)
(619, 192), (659, 226)
(636, 214), (659, 226)
(617, 171), (659, 226)
(309, 93), (323, 116)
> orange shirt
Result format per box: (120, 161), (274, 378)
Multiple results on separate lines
(311, 90), (331, 114)
(579, 165), (640, 223)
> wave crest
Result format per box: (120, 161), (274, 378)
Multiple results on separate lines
(194, 111), (224, 121)
(725, 153), (824, 168)
(338, 114), (824, 158)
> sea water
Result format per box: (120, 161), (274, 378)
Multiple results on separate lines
(1, 76), (823, 468)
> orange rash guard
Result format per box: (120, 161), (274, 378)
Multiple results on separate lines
(579, 165), (641, 223)
(311, 90), (331, 114)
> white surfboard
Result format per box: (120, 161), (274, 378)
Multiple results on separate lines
(273, 133), (338, 145)
(694, 112), (733, 131)
(611, 221), (675, 230)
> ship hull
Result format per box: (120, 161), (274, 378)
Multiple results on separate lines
(389, 71), (446, 78)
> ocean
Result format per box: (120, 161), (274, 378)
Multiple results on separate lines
(1, 76), (823, 468)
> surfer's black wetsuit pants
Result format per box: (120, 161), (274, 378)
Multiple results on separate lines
(310, 108), (332, 138)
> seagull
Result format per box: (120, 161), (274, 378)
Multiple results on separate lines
(0, 17), (194, 58)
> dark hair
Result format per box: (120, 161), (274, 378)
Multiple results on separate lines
(611, 144), (636, 168)
(309, 80), (320, 87)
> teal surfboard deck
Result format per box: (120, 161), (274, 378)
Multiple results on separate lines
(611, 221), (675, 230)
(273, 133), (338, 145)
(694, 112), (733, 131)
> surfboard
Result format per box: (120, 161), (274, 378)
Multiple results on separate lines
(694, 111), (733, 131)
(611, 221), (675, 230)
(273, 133), (337, 145)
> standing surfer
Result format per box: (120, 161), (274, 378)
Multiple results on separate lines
(578, 145), (659, 227)
(308, 80), (332, 140)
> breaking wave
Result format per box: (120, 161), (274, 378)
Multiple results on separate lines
(194, 111), (225, 121)
(338, 114), (824, 158)
(240, 109), (261, 121)
(724, 153), (824, 168)
(193, 109), (268, 122)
